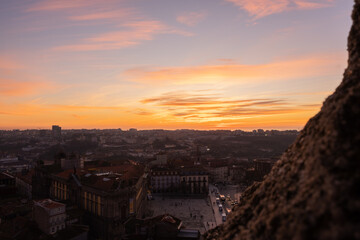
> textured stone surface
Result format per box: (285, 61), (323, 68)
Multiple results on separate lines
(204, 1), (360, 239)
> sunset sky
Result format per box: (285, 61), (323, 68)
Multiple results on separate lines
(0, 0), (353, 130)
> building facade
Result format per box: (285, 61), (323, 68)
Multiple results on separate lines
(15, 170), (34, 199)
(151, 167), (180, 193)
(33, 199), (66, 235)
(150, 167), (208, 195)
(253, 158), (278, 181)
(48, 164), (148, 239)
(204, 161), (229, 184)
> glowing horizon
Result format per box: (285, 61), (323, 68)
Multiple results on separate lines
(0, 0), (353, 130)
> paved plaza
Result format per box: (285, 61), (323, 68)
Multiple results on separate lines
(148, 184), (244, 234)
(148, 194), (218, 234)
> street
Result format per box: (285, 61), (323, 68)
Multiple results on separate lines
(208, 184), (243, 224)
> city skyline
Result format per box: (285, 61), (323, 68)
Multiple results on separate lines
(0, 0), (353, 130)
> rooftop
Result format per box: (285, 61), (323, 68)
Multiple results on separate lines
(54, 164), (145, 192)
(34, 199), (65, 209)
(15, 169), (35, 184)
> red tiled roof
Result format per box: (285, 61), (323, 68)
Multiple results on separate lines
(55, 169), (76, 179)
(53, 164), (144, 191)
(34, 199), (65, 209)
(15, 169), (34, 184)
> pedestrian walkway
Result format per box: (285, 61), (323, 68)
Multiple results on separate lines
(203, 221), (217, 232)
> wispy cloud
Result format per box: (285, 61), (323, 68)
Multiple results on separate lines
(54, 20), (192, 51)
(224, 0), (335, 20)
(0, 79), (53, 97)
(26, 1), (192, 51)
(177, 11), (207, 26)
(68, 9), (133, 21)
(140, 91), (318, 123)
(124, 52), (346, 85)
(294, 0), (333, 10)
(130, 108), (154, 116)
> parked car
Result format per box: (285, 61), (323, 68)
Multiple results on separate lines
(222, 213), (227, 222)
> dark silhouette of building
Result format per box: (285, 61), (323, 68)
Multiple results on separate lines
(0, 172), (16, 198)
(52, 125), (61, 140)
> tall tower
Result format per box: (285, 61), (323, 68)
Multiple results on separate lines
(52, 125), (61, 140)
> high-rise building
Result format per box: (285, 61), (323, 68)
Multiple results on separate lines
(52, 125), (61, 139)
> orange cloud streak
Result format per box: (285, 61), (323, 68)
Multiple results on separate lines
(0, 91), (320, 130)
(124, 53), (346, 85)
(136, 90), (324, 131)
(225, 0), (334, 19)
(177, 11), (207, 26)
(0, 79), (52, 96)
(68, 9), (133, 21)
(54, 20), (192, 51)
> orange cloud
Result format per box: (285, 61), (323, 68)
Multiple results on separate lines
(129, 108), (154, 116)
(140, 91), (321, 127)
(141, 91), (270, 106)
(54, 20), (192, 51)
(0, 79), (52, 97)
(0, 96), (318, 130)
(177, 11), (207, 26)
(123, 52), (346, 85)
(294, 0), (333, 9)
(225, 0), (334, 19)
(68, 9), (133, 21)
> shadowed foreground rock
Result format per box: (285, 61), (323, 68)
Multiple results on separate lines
(204, 1), (360, 240)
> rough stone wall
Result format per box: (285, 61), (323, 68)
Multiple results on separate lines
(204, 1), (360, 239)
